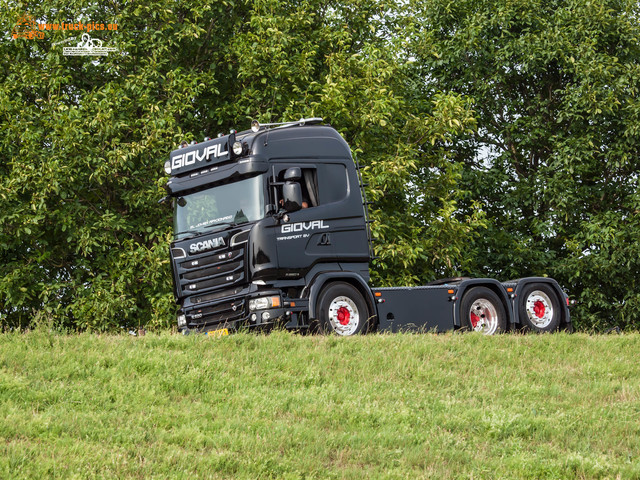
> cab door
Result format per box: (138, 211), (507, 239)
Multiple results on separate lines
(273, 161), (368, 280)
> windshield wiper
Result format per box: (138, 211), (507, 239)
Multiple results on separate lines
(174, 229), (202, 240)
(202, 221), (237, 231)
(175, 221), (238, 240)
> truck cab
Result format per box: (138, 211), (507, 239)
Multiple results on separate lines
(165, 119), (373, 335)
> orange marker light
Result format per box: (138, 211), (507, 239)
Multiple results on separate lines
(375, 292), (382, 297)
(447, 289), (454, 294)
(507, 287), (514, 293)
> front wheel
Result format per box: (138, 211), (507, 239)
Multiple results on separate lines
(518, 284), (561, 332)
(316, 282), (371, 336)
(460, 287), (507, 335)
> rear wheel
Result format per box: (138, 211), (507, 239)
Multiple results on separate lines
(316, 282), (370, 336)
(519, 284), (561, 332)
(460, 287), (507, 335)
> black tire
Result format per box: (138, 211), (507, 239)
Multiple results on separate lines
(316, 282), (371, 335)
(518, 284), (561, 332)
(460, 287), (507, 335)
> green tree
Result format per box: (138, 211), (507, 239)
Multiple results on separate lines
(224, 0), (486, 288)
(0, 0), (479, 330)
(413, 0), (640, 329)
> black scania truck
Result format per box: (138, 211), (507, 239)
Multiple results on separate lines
(163, 119), (571, 336)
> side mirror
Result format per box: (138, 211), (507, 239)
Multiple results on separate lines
(284, 167), (301, 182)
(283, 182), (302, 212)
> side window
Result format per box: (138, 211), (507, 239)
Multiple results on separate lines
(317, 164), (348, 204)
(301, 168), (319, 208)
(274, 163), (347, 208)
(276, 166), (319, 209)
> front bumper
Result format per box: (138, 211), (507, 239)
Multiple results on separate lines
(178, 290), (287, 334)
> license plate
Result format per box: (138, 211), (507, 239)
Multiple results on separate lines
(206, 328), (229, 337)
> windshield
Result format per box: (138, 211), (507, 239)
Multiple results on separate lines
(173, 175), (264, 239)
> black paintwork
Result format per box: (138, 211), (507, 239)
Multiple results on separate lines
(165, 123), (571, 334)
(374, 286), (456, 333)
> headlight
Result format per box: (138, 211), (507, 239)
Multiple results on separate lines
(232, 141), (243, 156)
(248, 296), (281, 311)
(177, 314), (186, 327)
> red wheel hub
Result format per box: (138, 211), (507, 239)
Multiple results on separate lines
(336, 306), (351, 325)
(470, 312), (480, 328)
(533, 300), (546, 318)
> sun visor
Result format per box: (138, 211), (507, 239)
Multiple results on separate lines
(167, 135), (234, 176)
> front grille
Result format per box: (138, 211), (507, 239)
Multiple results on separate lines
(182, 260), (240, 280)
(177, 247), (245, 296)
(183, 272), (243, 293)
(180, 250), (243, 270)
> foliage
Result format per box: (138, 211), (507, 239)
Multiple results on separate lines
(2, 0), (640, 330)
(0, 0), (213, 330)
(412, 0), (640, 329)
(1, 331), (640, 478)
(365, 93), (484, 285)
(0, 0), (477, 329)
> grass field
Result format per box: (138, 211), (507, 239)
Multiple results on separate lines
(1, 330), (639, 479)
